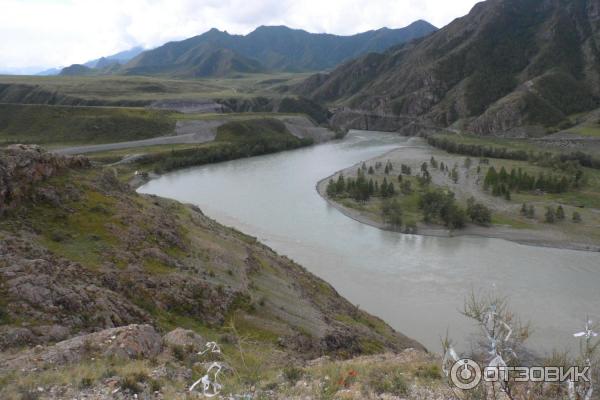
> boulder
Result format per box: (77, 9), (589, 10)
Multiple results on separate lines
(163, 328), (206, 353)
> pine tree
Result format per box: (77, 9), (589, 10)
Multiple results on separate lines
(484, 167), (497, 191)
(464, 157), (472, 169)
(401, 180), (413, 195)
(326, 179), (337, 197)
(545, 207), (556, 223)
(556, 205), (565, 221)
(430, 157), (438, 169)
(336, 174), (345, 193)
(520, 203), (528, 216)
(368, 166), (375, 175)
(381, 178), (389, 197)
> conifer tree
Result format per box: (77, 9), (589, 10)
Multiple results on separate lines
(556, 205), (565, 221)
(545, 207), (556, 223)
(336, 174), (345, 193)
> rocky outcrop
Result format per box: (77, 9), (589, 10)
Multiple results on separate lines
(163, 328), (206, 353)
(0, 233), (241, 349)
(329, 108), (426, 134)
(1, 324), (162, 372)
(0, 145), (89, 214)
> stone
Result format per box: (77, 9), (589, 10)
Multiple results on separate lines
(163, 328), (206, 353)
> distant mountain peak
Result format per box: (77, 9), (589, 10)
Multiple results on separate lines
(298, 0), (600, 136)
(120, 21), (437, 78)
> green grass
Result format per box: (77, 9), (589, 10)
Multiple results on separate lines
(0, 103), (175, 145)
(567, 124), (600, 137)
(215, 118), (295, 142)
(28, 179), (121, 269)
(432, 132), (546, 154)
(0, 73), (311, 103)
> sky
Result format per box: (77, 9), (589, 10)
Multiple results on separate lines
(0, 0), (481, 72)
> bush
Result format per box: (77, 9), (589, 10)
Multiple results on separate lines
(414, 364), (442, 380)
(120, 371), (149, 394)
(419, 189), (467, 229)
(545, 207), (556, 223)
(283, 366), (304, 384)
(79, 376), (94, 389)
(466, 197), (492, 225)
(366, 368), (409, 396)
(171, 344), (186, 361)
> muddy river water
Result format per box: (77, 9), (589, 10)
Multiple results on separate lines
(139, 131), (600, 354)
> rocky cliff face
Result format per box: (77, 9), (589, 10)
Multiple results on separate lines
(0, 145), (89, 214)
(300, 0), (600, 136)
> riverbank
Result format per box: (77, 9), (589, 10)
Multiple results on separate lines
(316, 139), (600, 253)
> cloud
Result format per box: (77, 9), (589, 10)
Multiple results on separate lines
(0, 0), (480, 70)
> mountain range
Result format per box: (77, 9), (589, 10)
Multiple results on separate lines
(298, 0), (600, 135)
(60, 21), (437, 78)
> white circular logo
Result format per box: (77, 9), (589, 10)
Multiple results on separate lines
(450, 359), (482, 390)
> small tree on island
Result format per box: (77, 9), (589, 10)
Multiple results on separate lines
(556, 205), (565, 221)
(545, 207), (556, 223)
(464, 157), (472, 169)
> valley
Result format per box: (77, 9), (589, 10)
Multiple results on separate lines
(2, 0), (600, 398)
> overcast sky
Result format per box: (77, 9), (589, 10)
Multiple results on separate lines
(0, 0), (481, 72)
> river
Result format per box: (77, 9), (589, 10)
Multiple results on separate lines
(138, 130), (600, 354)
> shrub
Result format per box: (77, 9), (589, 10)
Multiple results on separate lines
(79, 376), (94, 389)
(171, 346), (186, 361)
(366, 368), (409, 396)
(283, 366), (304, 384)
(414, 364), (442, 380)
(120, 371), (148, 394)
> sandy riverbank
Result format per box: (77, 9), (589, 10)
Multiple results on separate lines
(316, 140), (600, 253)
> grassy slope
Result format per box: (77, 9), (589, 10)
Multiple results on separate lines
(0, 104), (176, 145)
(0, 73), (311, 102)
(0, 158), (421, 397)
